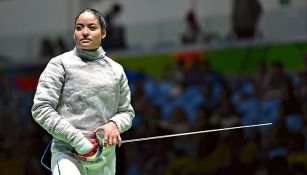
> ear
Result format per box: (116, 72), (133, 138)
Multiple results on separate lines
(101, 29), (106, 39)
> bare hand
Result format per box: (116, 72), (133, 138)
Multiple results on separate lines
(94, 121), (122, 147)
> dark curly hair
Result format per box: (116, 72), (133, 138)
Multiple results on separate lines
(75, 8), (107, 30)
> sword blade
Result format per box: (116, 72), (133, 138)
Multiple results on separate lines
(122, 123), (272, 144)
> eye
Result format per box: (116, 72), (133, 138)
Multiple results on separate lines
(89, 26), (96, 31)
(75, 25), (83, 31)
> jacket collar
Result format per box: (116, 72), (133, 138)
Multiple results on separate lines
(75, 47), (106, 60)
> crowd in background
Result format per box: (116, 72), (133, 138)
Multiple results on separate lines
(0, 53), (306, 175)
(1, 1), (307, 174)
(119, 55), (307, 175)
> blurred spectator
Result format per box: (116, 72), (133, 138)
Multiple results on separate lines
(231, 0), (262, 39)
(103, 3), (127, 50)
(180, 9), (203, 45)
(190, 106), (211, 131)
(262, 61), (290, 99)
(185, 57), (203, 85)
(254, 60), (268, 96)
(262, 117), (291, 150)
(198, 59), (227, 86)
(131, 79), (150, 120)
(303, 52), (307, 71)
(210, 85), (240, 128)
(185, 58), (227, 87)
(200, 83), (219, 111)
(39, 37), (55, 59)
(267, 156), (291, 175)
(54, 37), (69, 55)
(278, 80), (302, 119)
(105, 3), (122, 30)
(165, 107), (189, 133)
(297, 71), (307, 102)
(168, 59), (186, 96)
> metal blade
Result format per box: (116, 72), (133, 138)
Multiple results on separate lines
(122, 123), (272, 144)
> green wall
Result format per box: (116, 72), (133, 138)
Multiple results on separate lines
(113, 41), (307, 79)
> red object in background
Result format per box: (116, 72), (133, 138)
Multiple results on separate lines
(14, 73), (41, 90)
(0, 64), (45, 90)
(172, 51), (206, 70)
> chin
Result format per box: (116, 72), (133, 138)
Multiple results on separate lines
(78, 45), (93, 50)
(79, 44), (100, 50)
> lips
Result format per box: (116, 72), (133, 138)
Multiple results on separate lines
(81, 38), (91, 43)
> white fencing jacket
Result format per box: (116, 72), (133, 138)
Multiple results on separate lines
(31, 47), (134, 156)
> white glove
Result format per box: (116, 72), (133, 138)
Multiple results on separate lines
(74, 136), (102, 162)
(74, 137), (94, 155)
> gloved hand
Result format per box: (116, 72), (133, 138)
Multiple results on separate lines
(74, 136), (102, 162)
(74, 136), (95, 155)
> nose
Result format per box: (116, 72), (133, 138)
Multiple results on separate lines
(82, 28), (89, 36)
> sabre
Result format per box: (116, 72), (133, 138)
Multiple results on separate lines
(121, 122), (272, 144)
(41, 122), (272, 172)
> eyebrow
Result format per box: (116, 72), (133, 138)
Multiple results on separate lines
(76, 23), (97, 26)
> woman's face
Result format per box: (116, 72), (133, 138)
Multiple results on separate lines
(74, 12), (106, 50)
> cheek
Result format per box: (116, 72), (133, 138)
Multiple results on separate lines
(74, 31), (82, 38)
(73, 33), (79, 41)
(93, 33), (103, 42)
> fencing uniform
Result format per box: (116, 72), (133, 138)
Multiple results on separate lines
(32, 47), (135, 175)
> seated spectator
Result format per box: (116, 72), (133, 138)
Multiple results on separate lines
(200, 83), (219, 111)
(267, 156), (291, 175)
(185, 58), (227, 90)
(287, 133), (307, 173)
(262, 117), (291, 150)
(210, 85), (240, 128)
(254, 60), (268, 96)
(131, 79), (150, 118)
(170, 58), (186, 96)
(163, 107), (189, 133)
(199, 59), (228, 87)
(278, 80), (302, 119)
(303, 52), (307, 71)
(185, 57), (203, 85)
(297, 71), (307, 104)
(262, 61), (290, 99)
(190, 106), (211, 131)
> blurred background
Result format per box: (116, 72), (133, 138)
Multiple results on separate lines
(0, 0), (307, 174)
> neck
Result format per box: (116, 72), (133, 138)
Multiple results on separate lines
(81, 47), (99, 51)
(75, 47), (105, 60)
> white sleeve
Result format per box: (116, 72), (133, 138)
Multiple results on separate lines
(109, 70), (135, 133)
(31, 57), (85, 148)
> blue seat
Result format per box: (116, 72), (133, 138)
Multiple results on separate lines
(241, 81), (256, 95)
(157, 81), (172, 96)
(261, 99), (280, 121)
(126, 164), (140, 175)
(286, 113), (304, 132)
(268, 147), (287, 159)
(236, 98), (260, 117)
(160, 100), (176, 120)
(144, 80), (157, 99)
(131, 114), (143, 128)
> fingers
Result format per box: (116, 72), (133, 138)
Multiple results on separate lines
(94, 122), (122, 147)
(117, 135), (122, 147)
(93, 127), (102, 133)
(112, 137), (117, 145)
(103, 135), (122, 147)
